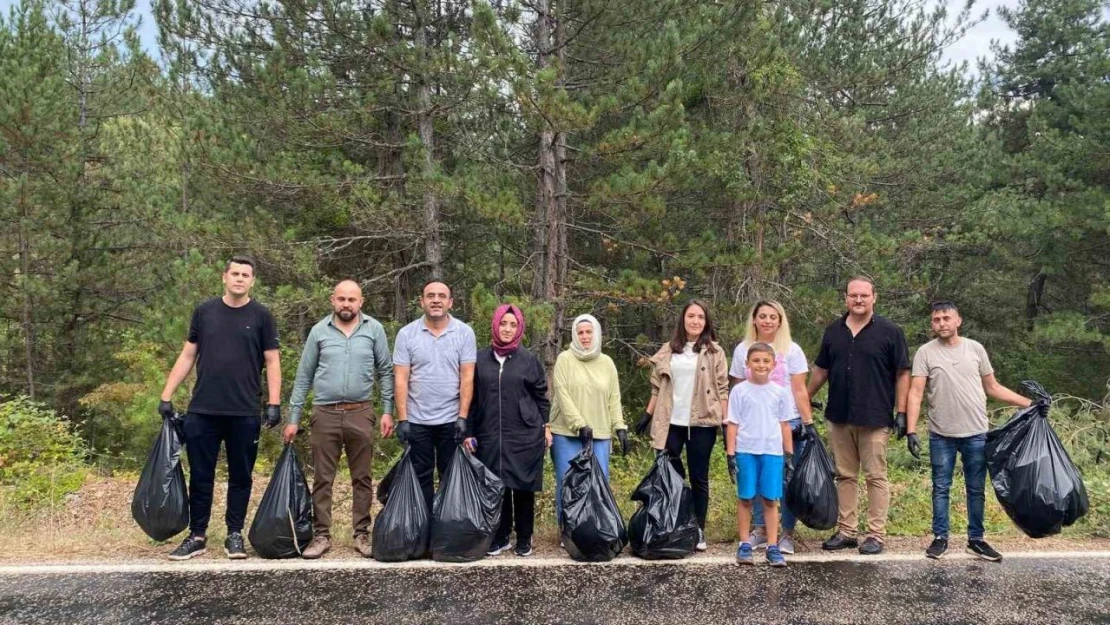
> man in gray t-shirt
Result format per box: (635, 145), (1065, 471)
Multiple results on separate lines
(390, 281), (477, 508)
(906, 301), (1032, 563)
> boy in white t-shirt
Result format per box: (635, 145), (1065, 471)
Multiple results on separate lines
(725, 343), (795, 567)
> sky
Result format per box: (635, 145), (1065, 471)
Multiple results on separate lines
(1, 0), (1023, 70)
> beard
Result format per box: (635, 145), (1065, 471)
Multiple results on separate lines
(336, 309), (356, 321)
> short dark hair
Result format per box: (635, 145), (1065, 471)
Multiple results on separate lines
(225, 255), (256, 273)
(422, 280), (452, 298)
(845, 275), (875, 293)
(669, 299), (718, 354)
(931, 300), (958, 313)
(746, 342), (776, 360)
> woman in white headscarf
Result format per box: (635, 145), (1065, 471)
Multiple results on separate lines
(548, 314), (629, 526)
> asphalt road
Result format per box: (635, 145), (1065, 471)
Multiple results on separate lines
(1, 554), (1108, 624)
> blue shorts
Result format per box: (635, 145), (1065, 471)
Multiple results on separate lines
(736, 453), (784, 501)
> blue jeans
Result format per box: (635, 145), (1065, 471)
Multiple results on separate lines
(752, 419), (805, 532)
(930, 432), (987, 540)
(551, 434), (611, 525)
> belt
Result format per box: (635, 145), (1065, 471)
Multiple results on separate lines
(322, 401), (373, 411)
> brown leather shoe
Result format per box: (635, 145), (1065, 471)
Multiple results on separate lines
(353, 534), (372, 557)
(302, 535), (330, 559)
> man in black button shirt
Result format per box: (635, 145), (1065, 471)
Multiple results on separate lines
(157, 255), (283, 560)
(807, 277), (909, 555)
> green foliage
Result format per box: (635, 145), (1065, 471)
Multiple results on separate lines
(0, 0), (1106, 487)
(0, 397), (88, 507)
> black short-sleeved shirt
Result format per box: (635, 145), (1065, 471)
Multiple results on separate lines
(187, 297), (280, 416)
(814, 313), (910, 428)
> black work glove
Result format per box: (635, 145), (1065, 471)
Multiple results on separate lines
(907, 433), (922, 460)
(578, 426), (593, 444)
(783, 452), (795, 489)
(1034, 397), (1051, 415)
(727, 454), (737, 484)
(893, 412), (908, 440)
(263, 404), (282, 429)
(634, 411), (652, 437)
(396, 420), (411, 445)
(454, 418), (469, 443)
(158, 400), (175, 421)
(804, 422), (818, 440)
(616, 429), (630, 456)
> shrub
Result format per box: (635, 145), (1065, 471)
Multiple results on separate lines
(0, 396), (88, 507)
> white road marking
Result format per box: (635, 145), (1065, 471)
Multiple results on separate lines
(0, 551), (1107, 576)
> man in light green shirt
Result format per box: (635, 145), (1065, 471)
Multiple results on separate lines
(286, 280), (394, 558)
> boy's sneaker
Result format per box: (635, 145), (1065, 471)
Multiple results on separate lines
(766, 545), (787, 567)
(967, 539), (1003, 562)
(778, 534), (796, 555)
(487, 537), (512, 556)
(224, 532), (247, 559)
(750, 528), (768, 550)
(735, 542), (754, 565)
(696, 528), (708, 552)
(168, 534), (206, 561)
(925, 537), (948, 560)
(514, 539), (533, 557)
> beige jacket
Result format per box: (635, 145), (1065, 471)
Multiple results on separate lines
(648, 341), (730, 449)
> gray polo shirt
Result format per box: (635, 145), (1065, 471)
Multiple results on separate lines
(392, 315), (477, 426)
(288, 313), (395, 424)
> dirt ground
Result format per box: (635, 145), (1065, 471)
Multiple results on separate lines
(0, 475), (1105, 563)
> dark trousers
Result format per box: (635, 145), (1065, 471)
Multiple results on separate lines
(409, 422), (457, 509)
(664, 424), (717, 529)
(495, 488), (536, 543)
(184, 413), (261, 535)
(310, 404), (376, 538)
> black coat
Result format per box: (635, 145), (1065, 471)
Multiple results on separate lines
(468, 347), (551, 491)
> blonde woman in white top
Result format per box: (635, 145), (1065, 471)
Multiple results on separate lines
(728, 300), (815, 554)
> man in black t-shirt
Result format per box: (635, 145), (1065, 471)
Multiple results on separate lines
(807, 277), (910, 556)
(157, 255), (282, 560)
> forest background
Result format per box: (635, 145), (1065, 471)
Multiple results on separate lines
(0, 0), (1107, 543)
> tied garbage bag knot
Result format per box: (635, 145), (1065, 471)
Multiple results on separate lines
(372, 446), (431, 562)
(561, 443), (627, 562)
(783, 432), (838, 531)
(132, 413), (190, 542)
(248, 444), (313, 559)
(430, 445), (504, 562)
(629, 453), (699, 560)
(986, 381), (1088, 538)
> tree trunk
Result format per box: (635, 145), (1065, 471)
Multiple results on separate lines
(18, 181), (35, 400)
(416, 10), (443, 281)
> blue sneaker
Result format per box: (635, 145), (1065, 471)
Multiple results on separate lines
(766, 544), (787, 567)
(736, 542), (754, 565)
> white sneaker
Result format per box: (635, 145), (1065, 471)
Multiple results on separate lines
(778, 534), (796, 555)
(750, 529), (768, 550)
(696, 528), (708, 552)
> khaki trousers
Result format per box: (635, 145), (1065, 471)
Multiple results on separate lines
(827, 422), (890, 541)
(310, 403), (375, 537)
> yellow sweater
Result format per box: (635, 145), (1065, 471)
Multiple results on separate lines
(548, 350), (627, 439)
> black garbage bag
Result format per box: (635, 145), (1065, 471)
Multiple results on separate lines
(248, 444), (314, 559)
(561, 443), (627, 562)
(628, 453), (699, 560)
(784, 431), (838, 531)
(430, 445), (504, 562)
(132, 414), (190, 541)
(372, 447), (431, 562)
(986, 381), (1089, 538)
